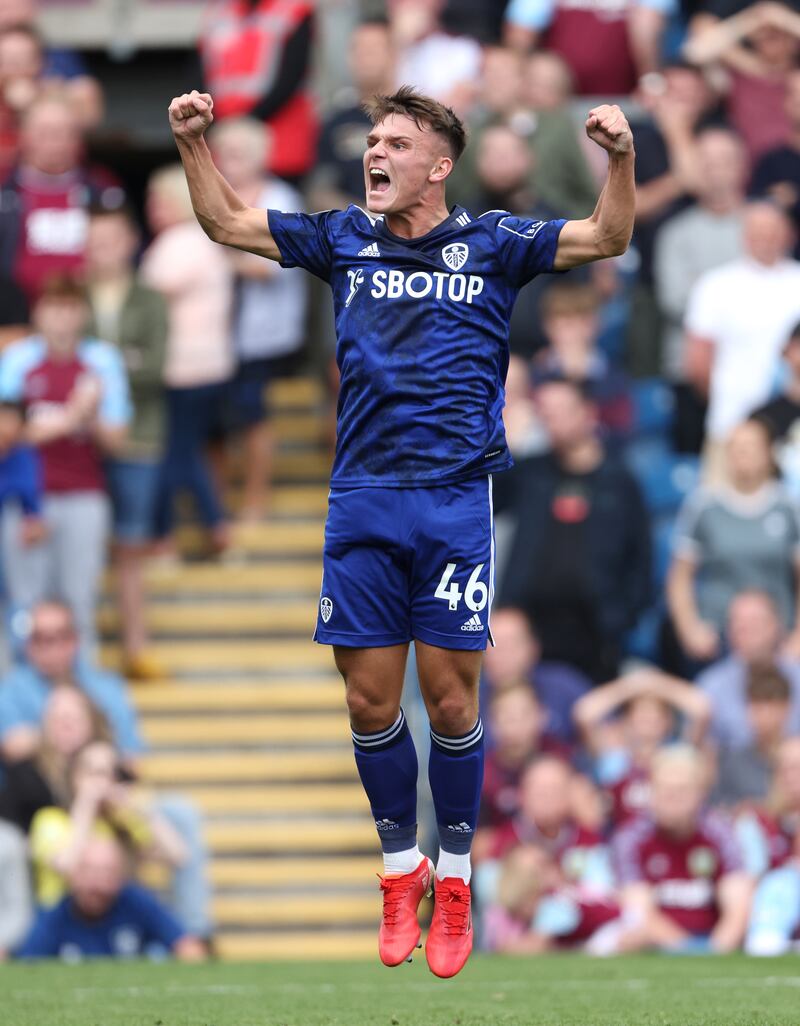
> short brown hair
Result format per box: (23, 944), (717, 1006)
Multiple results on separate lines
(364, 85), (467, 161)
(541, 282), (600, 320)
(747, 664), (791, 704)
(37, 273), (89, 306)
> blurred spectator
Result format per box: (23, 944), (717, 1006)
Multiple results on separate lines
(140, 164), (233, 552)
(503, 0), (674, 95)
(200, 0), (318, 181)
(0, 276), (130, 654)
(497, 379), (651, 682)
(713, 664), (792, 805)
(209, 118), (307, 520)
(697, 590), (800, 748)
(0, 275), (27, 347)
(84, 205), (168, 681)
(685, 2), (800, 163)
(0, 820), (31, 958)
(667, 421), (800, 666)
(744, 737), (800, 953)
(0, 93), (122, 303)
(653, 127), (747, 453)
(17, 835), (206, 961)
(0, 684), (111, 832)
(684, 203), (800, 462)
(487, 756), (612, 888)
(482, 608), (591, 744)
(0, 682), (212, 939)
(0, 600), (143, 765)
(574, 669), (711, 829)
(309, 19), (395, 212)
(533, 282), (633, 443)
(448, 47), (596, 220)
(612, 745), (752, 953)
(0, 399), (43, 552)
(0, 0), (102, 129)
(483, 843), (622, 954)
(628, 62), (720, 375)
(751, 68), (800, 247)
(477, 683), (570, 855)
(28, 739), (184, 908)
(753, 320), (800, 495)
(390, 0), (482, 111)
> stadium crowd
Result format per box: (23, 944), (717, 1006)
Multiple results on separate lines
(0, 0), (799, 961)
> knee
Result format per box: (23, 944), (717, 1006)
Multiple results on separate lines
(427, 684), (478, 736)
(344, 675), (399, 734)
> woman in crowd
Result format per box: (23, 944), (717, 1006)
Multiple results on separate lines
(667, 418), (800, 666)
(140, 164), (233, 553)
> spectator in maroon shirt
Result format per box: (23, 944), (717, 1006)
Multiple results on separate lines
(476, 683), (571, 860)
(0, 92), (123, 303)
(488, 756), (608, 878)
(612, 745), (753, 952)
(574, 669), (711, 830)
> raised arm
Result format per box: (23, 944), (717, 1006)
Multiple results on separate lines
(168, 90), (282, 260)
(554, 105), (635, 270)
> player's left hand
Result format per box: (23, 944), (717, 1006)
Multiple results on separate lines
(585, 104), (633, 156)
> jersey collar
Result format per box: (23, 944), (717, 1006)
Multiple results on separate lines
(376, 205), (469, 245)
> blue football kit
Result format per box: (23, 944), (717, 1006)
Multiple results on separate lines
(267, 204), (566, 650)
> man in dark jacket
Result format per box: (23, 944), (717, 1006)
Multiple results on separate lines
(497, 377), (651, 682)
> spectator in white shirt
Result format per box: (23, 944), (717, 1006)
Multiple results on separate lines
(684, 202), (800, 479)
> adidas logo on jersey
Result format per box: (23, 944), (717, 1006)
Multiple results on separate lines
(357, 242), (381, 257)
(460, 614), (483, 632)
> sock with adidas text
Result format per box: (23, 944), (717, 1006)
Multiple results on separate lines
(352, 709), (421, 875)
(428, 718), (484, 884)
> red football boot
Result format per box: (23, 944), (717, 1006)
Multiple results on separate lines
(426, 876), (473, 978)
(378, 857), (434, 967)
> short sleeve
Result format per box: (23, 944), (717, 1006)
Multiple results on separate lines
(611, 820), (648, 885)
(504, 0), (555, 31)
(267, 209), (337, 282)
(672, 489), (708, 561)
(704, 813), (744, 875)
(638, 0), (676, 14)
(0, 339), (38, 401)
(84, 343), (132, 427)
(494, 215), (567, 288)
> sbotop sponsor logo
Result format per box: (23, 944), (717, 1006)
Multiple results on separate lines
(367, 268), (484, 304)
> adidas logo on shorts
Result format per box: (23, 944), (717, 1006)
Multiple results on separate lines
(460, 614), (483, 632)
(357, 242), (380, 257)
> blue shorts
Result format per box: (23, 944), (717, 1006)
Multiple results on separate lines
(105, 458), (160, 543)
(314, 477), (495, 651)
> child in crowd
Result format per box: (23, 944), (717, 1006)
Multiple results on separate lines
(0, 399), (44, 547)
(574, 669), (711, 829)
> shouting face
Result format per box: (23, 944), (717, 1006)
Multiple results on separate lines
(363, 113), (452, 216)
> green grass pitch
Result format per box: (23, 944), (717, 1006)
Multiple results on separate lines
(4, 954), (800, 1026)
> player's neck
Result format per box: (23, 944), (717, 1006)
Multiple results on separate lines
(384, 200), (451, 240)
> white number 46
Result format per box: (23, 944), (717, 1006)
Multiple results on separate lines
(434, 563), (488, 612)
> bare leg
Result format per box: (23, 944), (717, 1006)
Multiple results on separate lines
(115, 543), (149, 657)
(333, 643), (409, 732)
(414, 641), (483, 735)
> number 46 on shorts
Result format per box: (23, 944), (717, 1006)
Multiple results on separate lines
(434, 563), (488, 612)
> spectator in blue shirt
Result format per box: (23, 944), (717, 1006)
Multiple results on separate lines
(0, 600), (142, 765)
(17, 835), (205, 961)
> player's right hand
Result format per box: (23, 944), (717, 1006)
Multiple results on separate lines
(168, 90), (214, 142)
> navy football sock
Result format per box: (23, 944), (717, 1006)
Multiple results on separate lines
(352, 709), (419, 856)
(428, 718), (484, 870)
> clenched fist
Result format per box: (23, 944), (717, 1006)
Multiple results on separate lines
(585, 104), (633, 156)
(168, 90), (214, 142)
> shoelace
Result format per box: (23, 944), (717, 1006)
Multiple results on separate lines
(440, 888), (471, 936)
(379, 875), (416, 926)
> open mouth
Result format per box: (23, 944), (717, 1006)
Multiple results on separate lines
(369, 167), (391, 194)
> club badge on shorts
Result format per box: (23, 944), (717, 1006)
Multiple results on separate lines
(320, 596), (333, 623)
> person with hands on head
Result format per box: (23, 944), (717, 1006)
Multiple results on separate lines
(166, 83), (635, 980)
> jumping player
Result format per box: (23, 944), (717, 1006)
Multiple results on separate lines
(168, 85), (635, 978)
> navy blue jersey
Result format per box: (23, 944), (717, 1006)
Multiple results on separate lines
(268, 204), (566, 486)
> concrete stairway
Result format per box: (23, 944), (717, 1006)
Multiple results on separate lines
(101, 378), (382, 960)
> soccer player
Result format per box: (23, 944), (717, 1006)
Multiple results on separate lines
(167, 84), (635, 978)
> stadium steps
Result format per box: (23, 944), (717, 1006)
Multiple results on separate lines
(101, 376), (381, 959)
